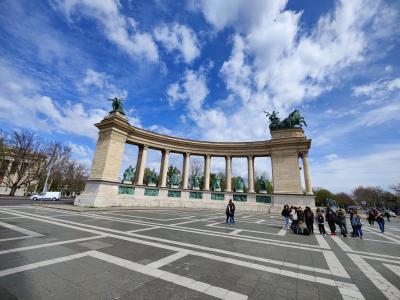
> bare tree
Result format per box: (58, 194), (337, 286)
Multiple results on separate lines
(190, 158), (203, 177)
(2, 130), (46, 196)
(392, 183), (400, 196)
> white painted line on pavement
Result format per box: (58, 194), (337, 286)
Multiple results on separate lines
(0, 208), (337, 278)
(0, 221), (43, 237)
(322, 250), (350, 278)
(0, 236), (34, 243)
(383, 264), (400, 279)
(348, 254), (400, 300)
(230, 229), (242, 235)
(0, 251), (90, 277)
(277, 229), (286, 236)
(127, 226), (161, 233)
(90, 251), (248, 300)
(147, 252), (188, 268)
(256, 219), (265, 224)
(0, 235), (105, 255)
(315, 234), (331, 250)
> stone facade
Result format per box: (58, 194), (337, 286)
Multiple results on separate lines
(76, 113), (315, 209)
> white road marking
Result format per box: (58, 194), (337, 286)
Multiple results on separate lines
(0, 217), (25, 220)
(147, 252), (188, 268)
(0, 208), (339, 278)
(277, 229), (286, 236)
(0, 236), (34, 242)
(0, 251), (90, 277)
(255, 219), (265, 224)
(230, 229), (242, 235)
(315, 234), (331, 249)
(0, 235), (105, 255)
(127, 226), (161, 233)
(97, 212), (196, 221)
(383, 264), (400, 279)
(170, 220), (200, 226)
(348, 254), (400, 300)
(322, 250), (350, 278)
(90, 251), (249, 300)
(0, 221), (42, 237)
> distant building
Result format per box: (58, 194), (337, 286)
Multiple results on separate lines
(0, 149), (45, 196)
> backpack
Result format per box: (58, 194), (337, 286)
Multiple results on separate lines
(354, 215), (362, 226)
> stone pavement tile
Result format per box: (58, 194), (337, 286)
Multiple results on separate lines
(0, 268), (96, 300)
(0, 285), (18, 300)
(0, 252), (31, 269)
(143, 227), (315, 266)
(0, 274), (53, 300)
(13, 245), (78, 262)
(0, 227), (25, 239)
(76, 240), (112, 250)
(316, 284), (342, 300)
(93, 237), (175, 264)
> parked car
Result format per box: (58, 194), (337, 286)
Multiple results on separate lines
(30, 192), (61, 201)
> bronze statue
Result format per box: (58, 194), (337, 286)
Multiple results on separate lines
(265, 109), (307, 130)
(122, 165), (135, 183)
(108, 97), (125, 115)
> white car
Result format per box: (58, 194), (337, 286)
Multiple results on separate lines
(31, 192), (61, 201)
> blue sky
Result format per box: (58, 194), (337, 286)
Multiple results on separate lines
(0, 0), (399, 193)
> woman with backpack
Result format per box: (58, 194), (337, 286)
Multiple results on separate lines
(352, 211), (363, 239)
(316, 208), (326, 235)
(336, 208), (348, 237)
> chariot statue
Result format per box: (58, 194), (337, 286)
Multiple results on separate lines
(108, 97), (125, 115)
(122, 165), (135, 183)
(264, 109), (307, 130)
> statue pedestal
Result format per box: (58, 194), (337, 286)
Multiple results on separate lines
(171, 185), (179, 189)
(236, 189), (244, 193)
(122, 180), (132, 184)
(214, 188), (221, 192)
(193, 187), (200, 190)
(259, 190), (267, 194)
(147, 183), (156, 187)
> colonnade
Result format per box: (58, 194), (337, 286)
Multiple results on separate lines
(132, 145), (313, 194)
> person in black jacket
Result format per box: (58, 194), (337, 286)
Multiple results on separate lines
(281, 205), (290, 229)
(325, 206), (337, 236)
(304, 206), (314, 234)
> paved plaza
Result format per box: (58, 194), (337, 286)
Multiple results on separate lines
(0, 205), (399, 299)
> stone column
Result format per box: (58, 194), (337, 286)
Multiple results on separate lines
(136, 145), (148, 185)
(225, 156), (232, 192)
(159, 149), (170, 188)
(182, 152), (190, 189)
(247, 155), (255, 193)
(203, 155), (211, 191)
(88, 127), (128, 182)
(302, 152), (313, 195)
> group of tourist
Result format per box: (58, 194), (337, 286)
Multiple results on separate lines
(281, 205), (388, 238)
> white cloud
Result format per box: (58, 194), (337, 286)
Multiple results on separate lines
(147, 124), (173, 136)
(184, 0), (399, 144)
(53, 0), (159, 62)
(352, 77), (400, 98)
(154, 23), (200, 63)
(313, 144), (400, 192)
(78, 69), (128, 101)
(0, 58), (106, 140)
(166, 69), (209, 113)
